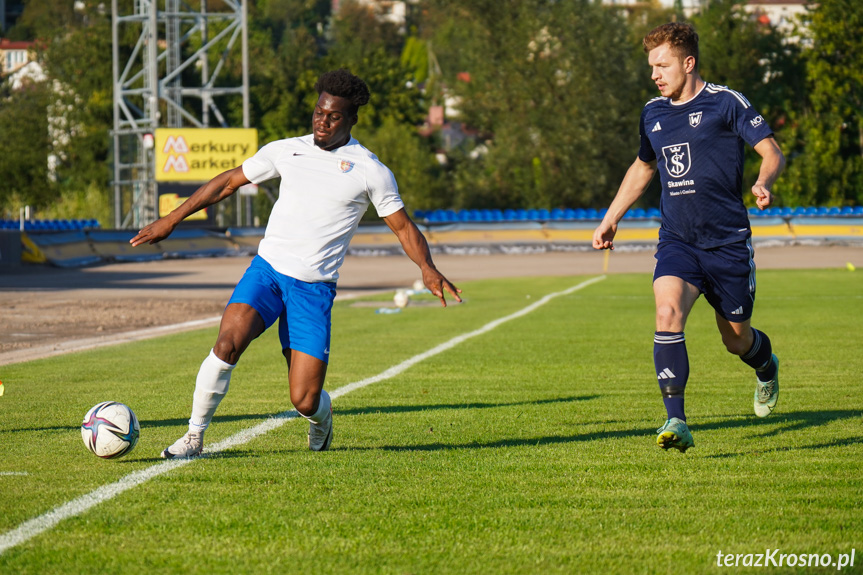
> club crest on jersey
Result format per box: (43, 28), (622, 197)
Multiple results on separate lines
(338, 159), (355, 173)
(662, 143), (692, 178)
(688, 111), (702, 128)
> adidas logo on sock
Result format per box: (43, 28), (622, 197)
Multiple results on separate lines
(657, 368), (676, 380)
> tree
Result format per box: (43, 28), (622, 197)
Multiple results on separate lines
(424, 0), (644, 210)
(778, 0), (863, 206)
(689, 0), (805, 206)
(0, 79), (53, 213)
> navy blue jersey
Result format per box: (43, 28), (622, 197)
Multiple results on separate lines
(638, 83), (774, 249)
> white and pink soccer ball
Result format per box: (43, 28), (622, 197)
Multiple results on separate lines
(81, 401), (140, 459)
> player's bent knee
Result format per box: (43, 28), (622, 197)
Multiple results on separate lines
(212, 338), (244, 365)
(291, 390), (320, 418)
(721, 335), (749, 356)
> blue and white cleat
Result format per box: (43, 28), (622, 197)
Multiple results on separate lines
(656, 417), (694, 453)
(754, 354), (779, 418)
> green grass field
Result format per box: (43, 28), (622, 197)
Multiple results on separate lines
(0, 269), (861, 574)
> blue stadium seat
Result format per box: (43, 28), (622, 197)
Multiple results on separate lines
(503, 209), (517, 221)
(853, 206), (863, 216)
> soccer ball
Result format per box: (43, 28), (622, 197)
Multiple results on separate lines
(393, 290), (409, 308)
(81, 401), (140, 459)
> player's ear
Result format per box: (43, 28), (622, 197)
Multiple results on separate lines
(684, 55), (696, 74)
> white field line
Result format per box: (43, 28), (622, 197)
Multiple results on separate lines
(0, 275), (605, 555)
(0, 317), (223, 367)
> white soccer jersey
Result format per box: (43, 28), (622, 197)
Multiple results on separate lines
(242, 134), (404, 282)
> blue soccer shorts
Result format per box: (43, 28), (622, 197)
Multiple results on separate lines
(227, 256), (336, 363)
(653, 236), (756, 322)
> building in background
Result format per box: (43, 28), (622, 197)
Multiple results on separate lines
(332, 0), (413, 33)
(0, 37), (33, 76)
(745, 0), (809, 37)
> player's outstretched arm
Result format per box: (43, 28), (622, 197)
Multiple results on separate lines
(751, 137), (785, 210)
(130, 166), (251, 246)
(383, 208), (462, 307)
(593, 158), (657, 251)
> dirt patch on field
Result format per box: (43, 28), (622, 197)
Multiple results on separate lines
(1, 244), (860, 365)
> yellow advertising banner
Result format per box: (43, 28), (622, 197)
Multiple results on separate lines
(154, 128), (258, 182)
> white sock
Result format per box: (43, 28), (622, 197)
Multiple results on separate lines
(189, 349), (236, 432)
(304, 389), (331, 424)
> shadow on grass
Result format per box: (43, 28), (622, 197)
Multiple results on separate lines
(335, 394), (600, 417)
(342, 409), (863, 454)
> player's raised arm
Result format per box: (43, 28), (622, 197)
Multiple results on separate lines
(130, 166), (251, 246)
(751, 137), (785, 210)
(383, 208), (462, 307)
(593, 157), (657, 250)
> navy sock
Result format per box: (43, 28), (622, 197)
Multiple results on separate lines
(741, 329), (776, 381)
(654, 331), (689, 421)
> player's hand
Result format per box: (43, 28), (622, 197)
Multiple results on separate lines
(752, 182), (774, 210)
(592, 221), (617, 251)
(422, 268), (462, 307)
(129, 218), (176, 246)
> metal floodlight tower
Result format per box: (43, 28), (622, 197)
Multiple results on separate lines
(111, 0), (250, 229)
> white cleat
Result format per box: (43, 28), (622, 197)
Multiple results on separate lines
(161, 430), (204, 459)
(754, 354), (779, 418)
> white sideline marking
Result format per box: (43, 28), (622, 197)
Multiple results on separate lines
(0, 276), (605, 555)
(0, 317), (223, 367)
(0, 472), (29, 476)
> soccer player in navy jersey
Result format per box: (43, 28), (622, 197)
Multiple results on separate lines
(592, 22), (785, 452)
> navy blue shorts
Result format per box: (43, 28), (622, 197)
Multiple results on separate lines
(654, 236), (756, 322)
(228, 256), (336, 363)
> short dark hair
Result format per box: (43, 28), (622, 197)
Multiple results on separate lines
(314, 69), (371, 115)
(643, 22), (699, 70)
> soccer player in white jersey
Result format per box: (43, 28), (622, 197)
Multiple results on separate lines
(131, 69), (461, 457)
(592, 23), (786, 452)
